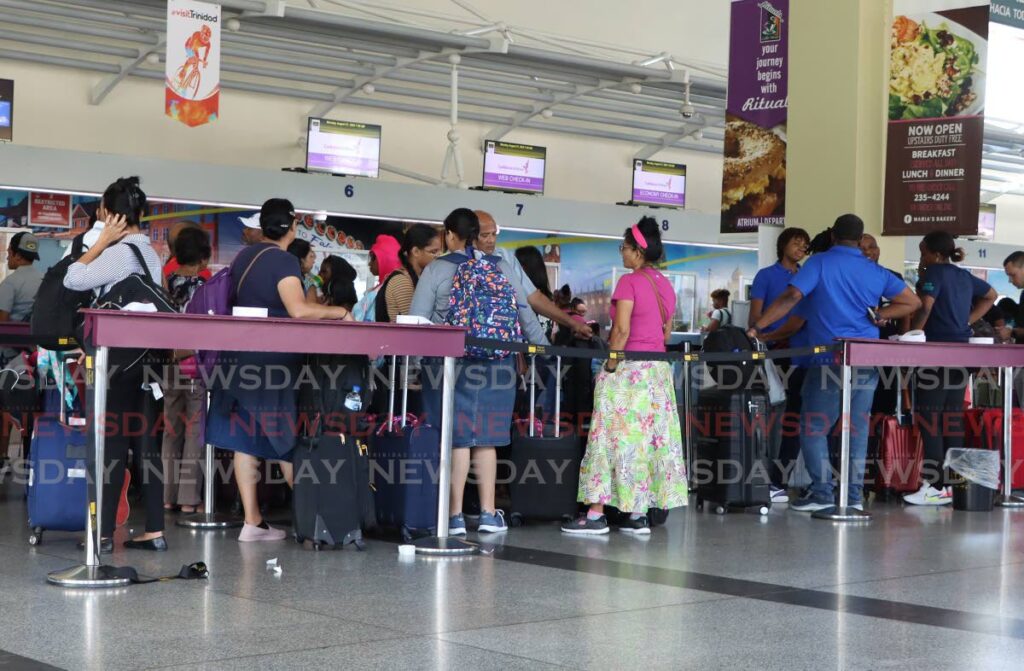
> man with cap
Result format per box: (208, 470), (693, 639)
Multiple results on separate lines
(239, 213), (265, 246)
(475, 210), (593, 340)
(0, 231), (43, 323)
(749, 214), (920, 513)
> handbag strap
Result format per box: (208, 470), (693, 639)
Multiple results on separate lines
(237, 246), (275, 294)
(637, 268), (669, 330)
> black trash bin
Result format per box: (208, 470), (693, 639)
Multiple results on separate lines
(952, 481), (995, 512)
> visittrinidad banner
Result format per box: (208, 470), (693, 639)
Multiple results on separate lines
(882, 1), (988, 236)
(165, 0), (221, 127)
(720, 0), (789, 234)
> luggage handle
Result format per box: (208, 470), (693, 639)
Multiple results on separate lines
(385, 355), (412, 432)
(527, 354), (562, 438)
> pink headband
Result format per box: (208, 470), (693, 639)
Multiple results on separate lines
(631, 224), (648, 249)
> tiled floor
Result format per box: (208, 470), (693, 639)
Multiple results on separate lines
(2, 474), (1024, 670)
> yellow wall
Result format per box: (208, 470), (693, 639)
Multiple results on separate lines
(788, 0), (902, 270)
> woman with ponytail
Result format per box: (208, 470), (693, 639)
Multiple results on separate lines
(562, 217), (687, 536)
(904, 231), (997, 506)
(377, 223), (441, 322)
(64, 176), (168, 552)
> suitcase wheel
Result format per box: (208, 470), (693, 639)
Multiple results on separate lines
(758, 506), (770, 516)
(714, 505), (727, 515)
(28, 528), (42, 546)
(509, 513), (524, 528)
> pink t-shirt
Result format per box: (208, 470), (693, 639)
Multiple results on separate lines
(611, 268), (676, 352)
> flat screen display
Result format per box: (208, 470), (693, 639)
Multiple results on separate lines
(305, 117), (380, 178)
(978, 203), (996, 240)
(632, 159), (686, 207)
(0, 79), (12, 142)
(482, 141), (546, 194)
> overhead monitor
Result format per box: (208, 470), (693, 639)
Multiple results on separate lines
(978, 203), (996, 241)
(0, 79), (12, 143)
(632, 159), (686, 207)
(305, 117), (381, 178)
(482, 141), (546, 194)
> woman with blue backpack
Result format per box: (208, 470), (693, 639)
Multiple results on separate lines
(410, 208), (547, 536)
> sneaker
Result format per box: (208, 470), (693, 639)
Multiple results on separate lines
(850, 502), (864, 512)
(477, 510), (508, 534)
(238, 522), (287, 542)
(449, 514), (467, 537)
(790, 493), (833, 512)
(561, 514), (610, 535)
(618, 515), (651, 535)
(903, 484), (953, 506)
(770, 486), (790, 504)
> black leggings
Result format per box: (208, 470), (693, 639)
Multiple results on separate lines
(914, 367), (968, 489)
(96, 367), (165, 537)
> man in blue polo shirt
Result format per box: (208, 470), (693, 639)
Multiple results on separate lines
(748, 227), (810, 337)
(750, 214), (920, 512)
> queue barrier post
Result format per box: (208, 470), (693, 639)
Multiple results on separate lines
(995, 366), (1024, 508)
(813, 343), (870, 523)
(683, 341), (694, 490)
(47, 345), (133, 587)
(414, 354), (478, 555)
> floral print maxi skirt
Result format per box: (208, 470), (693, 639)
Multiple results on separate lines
(578, 360), (688, 511)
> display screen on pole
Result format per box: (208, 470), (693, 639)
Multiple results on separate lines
(0, 79), (12, 142)
(977, 203), (996, 240)
(305, 117), (381, 178)
(632, 159), (686, 207)
(482, 141), (546, 194)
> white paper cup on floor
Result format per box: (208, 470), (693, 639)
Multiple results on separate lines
(398, 544), (416, 556)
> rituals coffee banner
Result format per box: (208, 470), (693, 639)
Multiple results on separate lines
(721, 0), (789, 234)
(165, 0), (221, 127)
(883, 2), (988, 236)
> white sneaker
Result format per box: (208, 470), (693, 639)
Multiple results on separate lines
(903, 484), (953, 506)
(770, 486), (790, 504)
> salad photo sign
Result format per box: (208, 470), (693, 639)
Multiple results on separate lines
(883, 1), (989, 236)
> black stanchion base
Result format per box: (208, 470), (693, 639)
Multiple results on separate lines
(811, 506), (872, 522)
(412, 536), (480, 556)
(47, 564), (132, 588)
(176, 513), (244, 530)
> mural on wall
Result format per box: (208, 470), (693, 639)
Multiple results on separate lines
(0, 187), (759, 329)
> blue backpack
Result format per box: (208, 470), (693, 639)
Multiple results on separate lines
(440, 249), (522, 359)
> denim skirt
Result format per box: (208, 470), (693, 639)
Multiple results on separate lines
(421, 356), (517, 448)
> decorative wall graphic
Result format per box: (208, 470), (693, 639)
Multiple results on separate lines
(165, 0), (221, 127)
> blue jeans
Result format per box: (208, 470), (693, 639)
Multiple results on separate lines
(800, 366), (879, 504)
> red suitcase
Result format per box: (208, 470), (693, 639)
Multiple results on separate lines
(964, 408), (1024, 490)
(873, 414), (924, 494)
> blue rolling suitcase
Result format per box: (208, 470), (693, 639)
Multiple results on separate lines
(369, 356), (439, 542)
(27, 415), (89, 545)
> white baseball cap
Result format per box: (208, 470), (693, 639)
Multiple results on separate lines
(239, 213), (261, 229)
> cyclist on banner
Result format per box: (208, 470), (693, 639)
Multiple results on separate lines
(177, 24), (212, 92)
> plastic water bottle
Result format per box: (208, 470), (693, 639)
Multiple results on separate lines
(344, 385), (363, 412)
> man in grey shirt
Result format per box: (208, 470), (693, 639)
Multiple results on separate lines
(475, 210), (592, 341)
(0, 232), (43, 323)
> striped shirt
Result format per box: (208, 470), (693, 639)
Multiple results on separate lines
(384, 269), (416, 322)
(64, 234), (162, 295)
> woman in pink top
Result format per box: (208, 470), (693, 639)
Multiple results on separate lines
(562, 217), (688, 536)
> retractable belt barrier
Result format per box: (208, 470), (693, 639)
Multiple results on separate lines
(464, 336), (839, 364)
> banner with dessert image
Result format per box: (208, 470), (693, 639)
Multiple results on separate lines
(883, 0), (988, 236)
(720, 0), (788, 234)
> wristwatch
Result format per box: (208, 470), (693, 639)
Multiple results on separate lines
(603, 361), (617, 373)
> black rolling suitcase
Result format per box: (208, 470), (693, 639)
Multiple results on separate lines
(292, 354), (376, 550)
(694, 387), (772, 515)
(507, 355), (582, 527)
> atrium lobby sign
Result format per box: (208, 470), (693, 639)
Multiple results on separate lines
(165, 0), (221, 127)
(720, 0), (789, 234)
(883, 1), (988, 236)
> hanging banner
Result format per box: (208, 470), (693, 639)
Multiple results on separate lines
(720, 0), (789, 234)
(165, 0), (221, 127)
(28, 192), (72, 228)
(991, 0), (1024, 28)
(882, 2), (988, 236)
